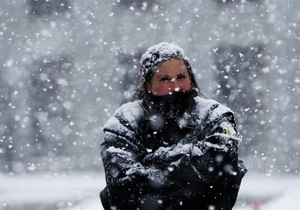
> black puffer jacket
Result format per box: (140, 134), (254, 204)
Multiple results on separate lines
(100, 92), (247, 210)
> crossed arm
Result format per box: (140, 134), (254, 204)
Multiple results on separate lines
(101, 112), (246, 209)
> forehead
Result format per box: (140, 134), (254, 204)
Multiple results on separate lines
(156, 59), (188, 74)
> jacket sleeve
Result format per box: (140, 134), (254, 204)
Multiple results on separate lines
(100, 112), (168, 209)
(195, 109), (246, 178)
(192, 108), (247, 207)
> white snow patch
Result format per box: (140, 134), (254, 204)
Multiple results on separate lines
(106, 146), (132, 157)
(0, 172), (105, 210)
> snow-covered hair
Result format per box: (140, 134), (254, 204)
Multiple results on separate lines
(134, 42), (202, 99)
(140, 42), (189, 79)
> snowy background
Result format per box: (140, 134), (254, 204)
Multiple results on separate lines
(0, 0), (299, 209)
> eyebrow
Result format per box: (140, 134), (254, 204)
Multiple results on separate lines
(156, 72), (188, 79)
(157, 74), (172, 79)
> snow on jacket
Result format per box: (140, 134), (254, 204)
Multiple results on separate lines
(100, 94), (247, 210)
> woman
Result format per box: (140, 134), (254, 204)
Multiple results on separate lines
(100, 42), (247, 210)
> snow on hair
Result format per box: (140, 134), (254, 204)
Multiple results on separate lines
(140, 42), (190, 79)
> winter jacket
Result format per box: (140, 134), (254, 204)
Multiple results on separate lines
(100, 92), (247, 210)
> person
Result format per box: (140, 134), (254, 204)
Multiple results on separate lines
(100, 42), (247, 210)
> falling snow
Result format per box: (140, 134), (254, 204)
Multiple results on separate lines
(0, 0), (300, 209)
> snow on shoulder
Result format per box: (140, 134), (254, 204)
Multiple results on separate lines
(193, 97), (233, 122)
(104, 100), (144, 130)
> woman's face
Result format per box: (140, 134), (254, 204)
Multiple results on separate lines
(146, 59), (191, 96)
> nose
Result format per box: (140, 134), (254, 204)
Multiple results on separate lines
(169, 80), (181, 92)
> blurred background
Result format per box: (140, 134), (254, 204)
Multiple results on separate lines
(0, 0), (299, 209)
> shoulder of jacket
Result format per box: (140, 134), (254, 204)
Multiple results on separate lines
(193, 96), (233, 121)
(104, 100), (144, 130)
(116, 100), (143, 115)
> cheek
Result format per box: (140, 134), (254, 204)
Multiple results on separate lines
(151, 82), (170, 95)
(151, 82), (171, 95)
(180, 80), (191, 90)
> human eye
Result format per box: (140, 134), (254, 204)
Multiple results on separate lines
(160, 75), (172, 82)
(177, 73), (188, 80)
